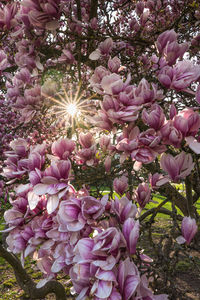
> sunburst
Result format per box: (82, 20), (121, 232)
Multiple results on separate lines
(42, 83), (97, 131)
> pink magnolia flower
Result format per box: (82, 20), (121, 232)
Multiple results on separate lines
(113, 176), (128, 196)
(99, 135), (114, 152)
(104, 156), (111, 173)
(0, 3), (18, 30)
(0, 50), (11, 72)
(7, 138), (28, 157)
(131, 129), (166, 164)
(100, 94), (140, 124)
(58, 48), (75, 64)
(57, 198), (85, 232)
(149, 173), (168, 189)
(122, 218), (140, 254)
(33, 160), (72, 213)
(156, 29), (188, 65)
(51, 242), (74, 273)
(169, 104), (177, 119)
(3, 139), (29, 180)
(142, 104), (165, 130)
(81, 195), (108, 223)
(14, 39), (36, 69)
(77, 147), (97, 166)
(98, 38), (114, 55)
(91, 269), (117, 299)
(163, 40), (188, 65)
(177, 217), (198, 245)
(4, 196), (28, 227)
(118, 258), (140, 300)
(13, 68), (31, 88)
(22, 0), (61, 29)
(101, 73), (125, 95)
(132, 78), (163, 105)
(17, 86), (42, 108)
(173, 108), (200, 137)
(160, 152), (194, 182)
(156, 30), (177, 54)
(134, 183), (151, 208)
(79, 132), (94, 148)
(108, 56), (121, 73)
(158, 60), (200, 91)
(185, 136), (200, 154)
(51, 138), (75, 160)
(6, 226), (34, 254)
(89, 66), (110, 94)
(93, 227), (122, 256)
(181, 216), (198, 245)
(111, 196), (137, 223)
(160, 120), (183, 148)
(89, 38), (114, 60)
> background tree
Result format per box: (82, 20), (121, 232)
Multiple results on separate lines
(0, 0), (200, 299)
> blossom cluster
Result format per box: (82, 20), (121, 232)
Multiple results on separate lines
(3, 137), (169, 300)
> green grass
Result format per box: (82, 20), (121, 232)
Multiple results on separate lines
(102, 188), (200, 219)
(144, 193), (200, 219)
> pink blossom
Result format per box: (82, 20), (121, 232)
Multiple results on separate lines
(113, 176), (128, 196)
(0, 50), (11, 72)
(89, 66), (110, 94)
(58, 48), (75, 64)
(122, 218), (140, 254)
(118, 258), (140, 299)
(0, 3), (18, 30)
(6, 226), (34, 254)
(160, 152), (194, 182)
(174, 108), (200, 137)
(111, 196), (137, 223)
(51, 138), (75, 160)
(22, 0), (61, 29)
(99, 135), (114, 152)
(185, 136), (200, 154)
(101, 74), (125, 95)
(163, 40), (188, 65)
(156, 30), (188, 65)
(135, 183), (151, 208)
(89, 38), (114, 61)
(81, 195), (107, 223)
(104, 156), (111, 173)
(156, 30), (177, 54)
(132, 79), (163, 105)
(169, 104), (177, 119)
(158, 61), (200, 91)
(181, 216), (198, 245)
(13, 68), (31, 87)
(4, 196), (28, 227)
(108, 56), (121, 73)
(93, 227), (122, 256)
(142, 104), (165, 130)
(160, 121), (183, 148)
(149, 173), (168, 189)
(79, 132), (94, 148)
(57, 198), (85, 232)
(98, 38), (114, 55)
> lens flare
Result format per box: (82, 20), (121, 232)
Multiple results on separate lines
(43, 83), (97, 131)
(66, 103), (78, 117)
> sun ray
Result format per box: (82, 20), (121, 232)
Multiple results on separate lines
(45, 83), (97, 133)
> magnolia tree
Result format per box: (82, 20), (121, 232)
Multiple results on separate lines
(0, 0), (200, 299)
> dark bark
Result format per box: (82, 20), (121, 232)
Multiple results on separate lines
(139, 207), (183, 222)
